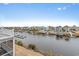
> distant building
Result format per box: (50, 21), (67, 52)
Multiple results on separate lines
(48, 26), (55, 32)
(62, 26), (70, 32)
(70, 25), (77, 32)
(55, 26), (63, 35)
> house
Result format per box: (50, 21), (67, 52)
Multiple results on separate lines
(62, 26), (70, 32)
(56, 26), (63, 35)
(69, 25), (77, 33)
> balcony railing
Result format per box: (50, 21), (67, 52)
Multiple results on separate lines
(0, 28), (14, 56)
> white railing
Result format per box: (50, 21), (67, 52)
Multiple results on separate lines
(0, 28), (14, 56)
(0, 28), (14, 36)
(0, 28), (14, 43)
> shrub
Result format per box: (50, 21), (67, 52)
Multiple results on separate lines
(16, 40), (23, 46)
(28, 44), (36, 50)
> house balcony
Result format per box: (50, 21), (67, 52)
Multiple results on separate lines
(0, 28), (14, 56)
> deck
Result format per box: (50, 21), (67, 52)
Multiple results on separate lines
(0, 28), (14, 56)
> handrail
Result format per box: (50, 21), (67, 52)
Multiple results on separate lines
(0, 36), (13, 44)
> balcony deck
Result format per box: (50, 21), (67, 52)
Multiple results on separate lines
(0, 28), (14, 43)
(0, 34), (13, 43)
(0, 28), (14, 56)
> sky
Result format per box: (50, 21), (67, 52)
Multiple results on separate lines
(0, 3), (79, 27)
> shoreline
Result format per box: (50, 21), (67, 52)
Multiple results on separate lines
(15, 44), (43, 56)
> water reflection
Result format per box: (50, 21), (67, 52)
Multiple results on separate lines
(16, 32), (79, 56)
(64, 37), (70, 41)
(56, 35), (70, 41)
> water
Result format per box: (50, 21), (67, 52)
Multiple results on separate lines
(16, 32), (79, 56)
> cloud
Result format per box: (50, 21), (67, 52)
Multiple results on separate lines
(57, 3), (76, 11)
(57, 6), (67, 11)
(57, 7), (62, 11)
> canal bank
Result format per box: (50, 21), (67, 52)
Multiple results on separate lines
(15, 44), (43, 56)
(15, 32), (79, 56)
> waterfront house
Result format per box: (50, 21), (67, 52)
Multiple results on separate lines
(62, 26), (70, 32)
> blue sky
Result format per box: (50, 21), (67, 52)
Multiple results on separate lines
(0, 3), (79, 26)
